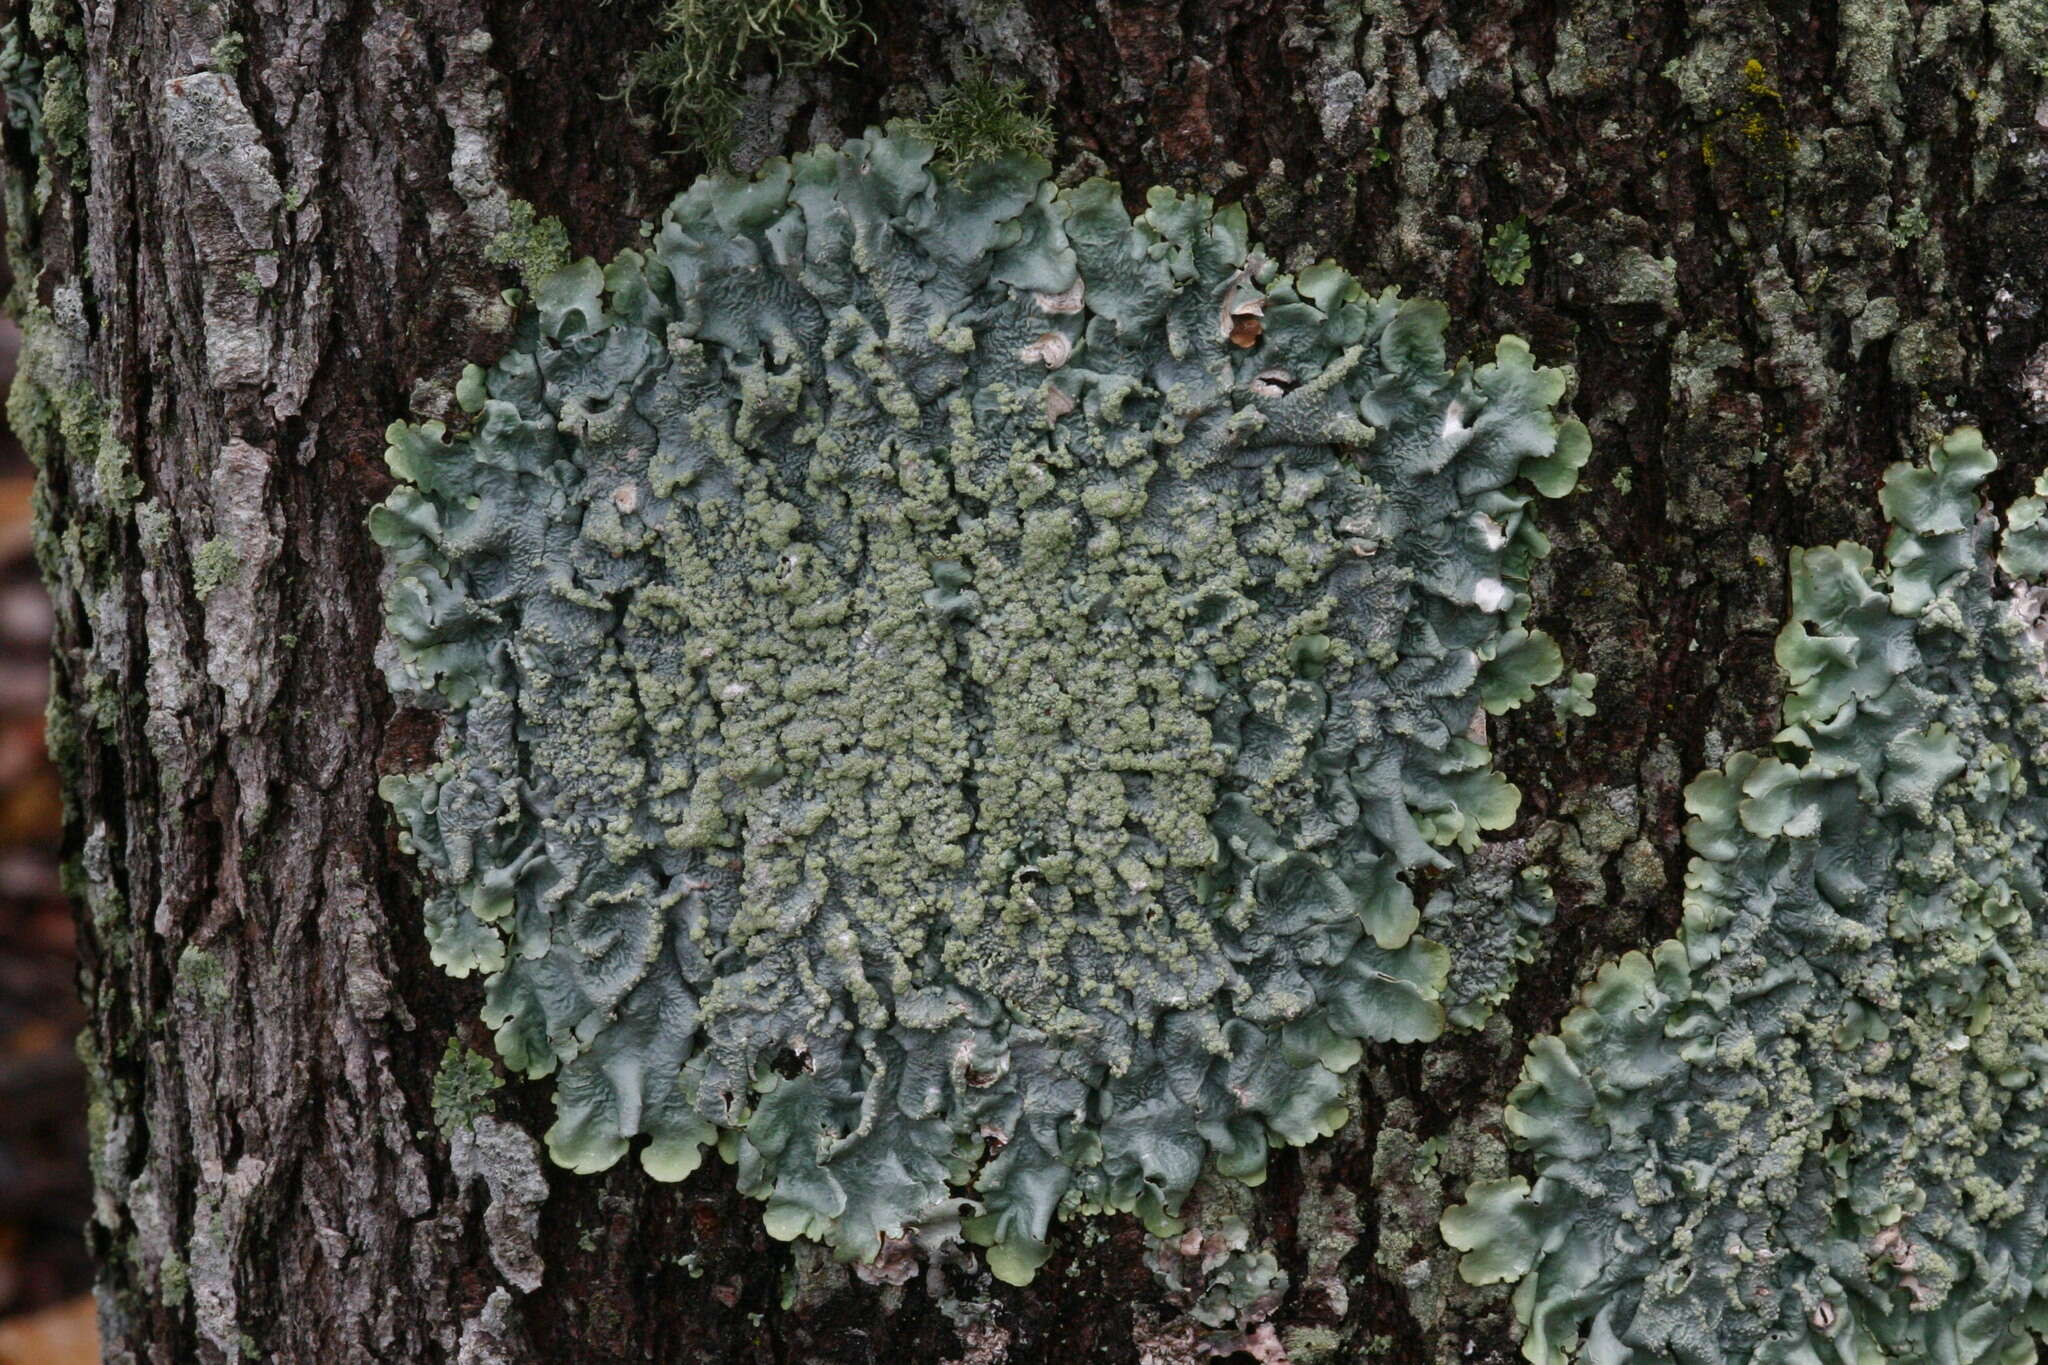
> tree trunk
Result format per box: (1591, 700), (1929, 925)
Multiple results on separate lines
(8, 0), (2044, 1360)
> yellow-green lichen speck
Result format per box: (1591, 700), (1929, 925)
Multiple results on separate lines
(1444, 431), (2048, 1362)
(373, 131), (1587, 1283)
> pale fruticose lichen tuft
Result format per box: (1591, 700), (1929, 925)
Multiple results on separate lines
(1443, 430), (2048, 1363)
(374, 131), (1589, 1283)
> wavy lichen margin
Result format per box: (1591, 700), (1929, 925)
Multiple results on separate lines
(1444, 430), (2048, 1363)
(373, 130), (1588, 1283)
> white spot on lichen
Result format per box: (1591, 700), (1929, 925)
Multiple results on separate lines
(1018, 331), (1071, 368)
(1249, 368), (1295, 397)
(1440, 402), (1472, 447)
(1034, 278), (1084, 314)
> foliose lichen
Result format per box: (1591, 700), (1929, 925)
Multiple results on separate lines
(375, 130), (1587, 1282)
(433, 1038), (505, 1136)
(1443, 429), (2048, 1363)
(0, 20), (41, 149)
(1141, 1214), (1290, 1359)
(1424, 847), (1557, 1032)
(483, 199), (573, 296)
(1546, 670), (1597, 724)
(1485, 217), (1534, 288)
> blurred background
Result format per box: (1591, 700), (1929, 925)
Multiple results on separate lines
(0, 314), (98, 1362)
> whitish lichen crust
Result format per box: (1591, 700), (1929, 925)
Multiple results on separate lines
(375, 131), (1586, 1281)
(1444, 431), (2048, 1362)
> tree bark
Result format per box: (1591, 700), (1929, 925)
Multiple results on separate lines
(8, 0), (2045, 1360)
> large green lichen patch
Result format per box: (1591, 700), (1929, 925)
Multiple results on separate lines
(375, 132), (1586, 1281)
(1444, 432), (2048, 1362)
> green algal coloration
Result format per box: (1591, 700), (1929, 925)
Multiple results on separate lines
(1443, 429), (2048, 1363)
(6, 311), (102, 491)
(1547, 670), (1597, 722)
(375, 131), (1588, 1282)
(1486, 217), (1534, 288)
(209, 29), (247, 72)
(25, 0), (66, 44)
(1424, 851), (1556, 1032)
(191, 538), (240, 602)
(1888, 199), (1930, 251)
(94, 433), (140, 513)
(134, 501), (170, 552)
(156, 1250), (189, 1309)
(174, 946), (229, 1011)
(0, 21), (41, 150)
(36, 51), (78, 167)
(27, 0), (84, 198)
(432, 1038), (504, 1135)
(902, 76), (1055, 173)
(6, 302), (134, 735)
(484, 200), (572, 295)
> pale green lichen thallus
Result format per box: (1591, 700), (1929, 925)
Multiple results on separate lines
(374, 131), (1587, 1283)
(1445, 432), (2048, 1363)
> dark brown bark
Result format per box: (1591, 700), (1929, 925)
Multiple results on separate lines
(8, 0), (2045, 1360)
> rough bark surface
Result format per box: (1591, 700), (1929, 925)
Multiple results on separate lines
(6, 0), (2044, 1361)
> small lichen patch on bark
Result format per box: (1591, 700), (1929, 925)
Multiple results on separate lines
(449, 1117), (548, 1294)
(455, 1287), (527, 1365)
(189, 538), (239, 601)
(433, 1039), (504, 1135)
(482, 199), (571, 294)
(160, 70), (282, 387)
(173, 945), (229, 1012)
(185, 1155), (269, 1363)
(198, 440), (280, 733)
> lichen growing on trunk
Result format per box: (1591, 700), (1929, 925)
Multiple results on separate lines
(1446, 431), (2048, 1364)
(375, 129), (1587, 1285)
